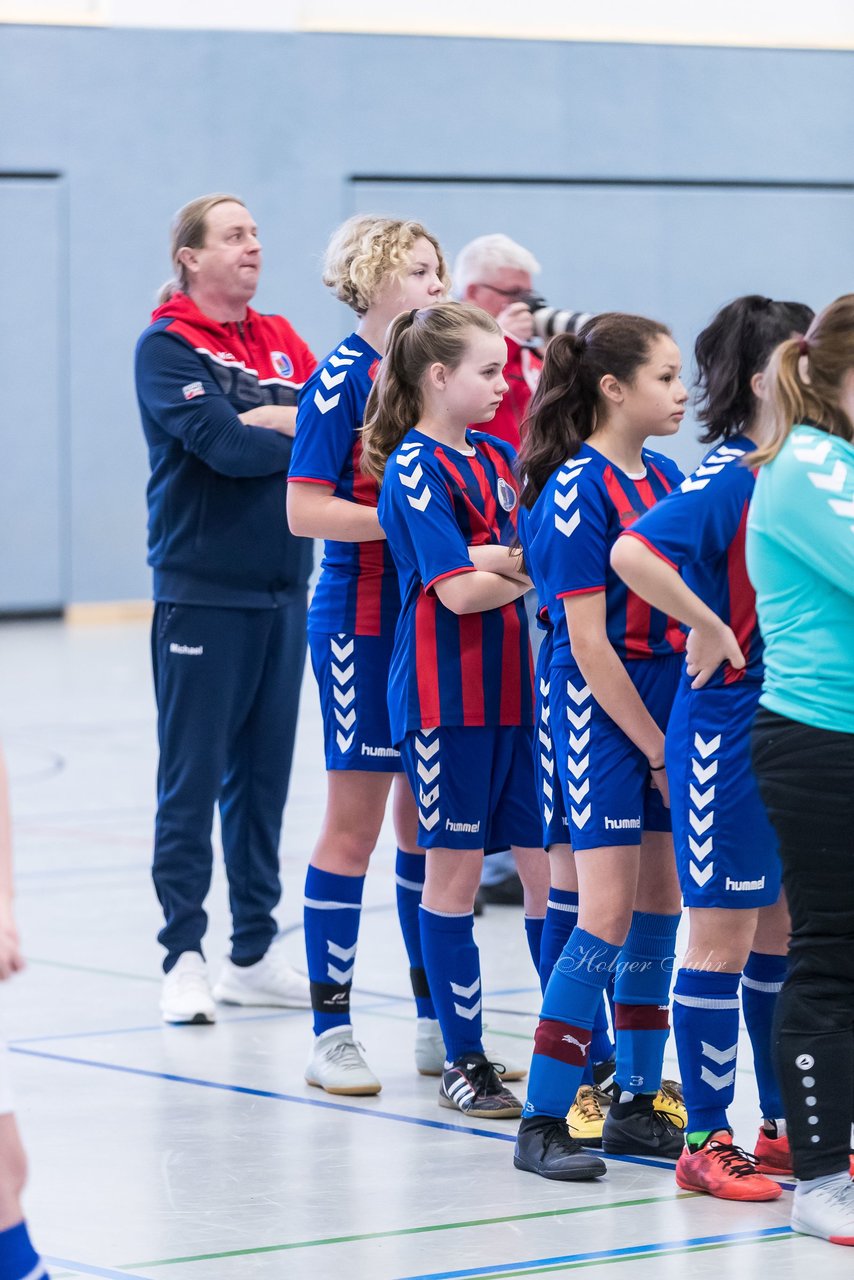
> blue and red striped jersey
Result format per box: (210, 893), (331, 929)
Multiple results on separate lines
(623, 436), (761, 686)
(288, 333), (400, 636)
(518, 442), (686, 667)
(378, 428), (534, 743)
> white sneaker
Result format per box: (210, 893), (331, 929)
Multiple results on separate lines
(305, 1027), (382, 1096)
(213, 939), (311, 1008)
(160, 952), (216, 1025)
(414, 1018), (528, 1081)
(792, 1173), (854, 1245)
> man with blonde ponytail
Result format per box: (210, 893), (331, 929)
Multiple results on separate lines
(135, 194), (317, 1024)
(747, 294), (854, 1246)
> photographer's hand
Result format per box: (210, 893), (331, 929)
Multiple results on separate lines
(497, 301), (535, 345)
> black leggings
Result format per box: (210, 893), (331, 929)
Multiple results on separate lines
(751, 706), (854, 1180)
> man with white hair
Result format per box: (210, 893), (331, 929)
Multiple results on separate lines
(453, 234), (544, 449)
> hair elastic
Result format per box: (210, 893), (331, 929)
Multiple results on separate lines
(409, 308), (419, 324)
(798, 336), (810, 356)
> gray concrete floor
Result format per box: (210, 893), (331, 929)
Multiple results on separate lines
(0, 617), (846, 1278)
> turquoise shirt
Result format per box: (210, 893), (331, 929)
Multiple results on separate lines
(747, 425), (854, 735)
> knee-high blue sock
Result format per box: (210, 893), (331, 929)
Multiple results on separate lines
(614, 912), (680, 1097)
(524, 915), (545, 974)
(591, 987), (615, 1069)
(538, 888), (578, 990)
(538, 891), (612, 1083)
(742, 951), (787, 1123)
(0, 1221), (48, 1279)
(303, 865), (364, 1036)
(395, 850), (436, 1019)
(524, 927), (621, 1119)
(419, 906), (483, 1063)
(673, 968), (741, 1137)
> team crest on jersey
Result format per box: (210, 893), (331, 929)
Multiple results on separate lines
(497, 477), (517, 512)
(271, 350), (294, 378)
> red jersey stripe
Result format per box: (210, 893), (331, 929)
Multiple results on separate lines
(500, 601), (522, 723)
(434, 446), (493, 545)
(459, 613), (486, 725)
(724, 500), (754, 686)
(414, 593), (441, 726)
(602, 466), (653, 658)
(287, 476), (335, 487)
(355, 542), (384, 635)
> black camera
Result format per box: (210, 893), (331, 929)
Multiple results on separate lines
(520, 293), (592, 341)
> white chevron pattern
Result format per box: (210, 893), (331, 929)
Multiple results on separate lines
(553, 465), (582, 538)
(699, 1038), (738, 1091)
(680, 444), (746, 492)
(538, 676), (556, 826)
(331, 633), (356, 753)
(687, 732), (723, 888)
(397, 444), (431, 511)
(565, 679), (592, 827)
(451, 975), (482, 1020)
(415, 729), (440, 830)
(327, 938), (357, 985)
(793, 432), (854, 537)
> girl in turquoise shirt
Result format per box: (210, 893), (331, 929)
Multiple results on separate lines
(747, 292), (854, 1248)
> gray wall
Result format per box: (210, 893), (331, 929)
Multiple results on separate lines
(1, 25), (853, 608)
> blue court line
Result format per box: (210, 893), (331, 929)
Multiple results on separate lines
(394, 1225), (795, 1280)
(9, 1045), (681, 1171)
(44, 1258), (152, 1280)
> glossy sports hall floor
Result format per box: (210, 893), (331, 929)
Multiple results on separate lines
(0, 617), (849, 1280)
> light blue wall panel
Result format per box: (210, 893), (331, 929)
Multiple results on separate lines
(0, 26), (852, 603)
(0, 177), (66, 610)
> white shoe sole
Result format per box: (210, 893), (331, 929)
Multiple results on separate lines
(304, 1074), (382, 1097)
(161, 1009), (216, 1025)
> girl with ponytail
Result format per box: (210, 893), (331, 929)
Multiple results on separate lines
(287, 219), (517, 1098)
(513, 314), (689, 1181)
(611, 295), (813, 1203)
(746, 295), (854, 1245)
(364, 300), (550, 1121)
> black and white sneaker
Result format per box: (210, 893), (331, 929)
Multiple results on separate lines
(514, 1116), (607, 1181)
(602, 1098), (684, 1159)
(439, 1051), (522, 1119)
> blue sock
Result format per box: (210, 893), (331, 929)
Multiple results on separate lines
(303, 865), (364, 1035)
(591, 987), (615, 1068)
(538, 891), (612, 1084)
(524, 915), (545, 974)
(673, 967), (741, 1135)
(524, 927), (621, 1119)
(614, 911), (680, 1097)
(0, 1221), (48, 1280)
(538, 888), (578, 990)
(742, 951), (787, 1123)
(395, 850), (436, 1019)
(419, 906), (483, 1063)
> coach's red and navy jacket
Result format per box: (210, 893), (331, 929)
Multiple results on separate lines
(135, 291), (317, 607)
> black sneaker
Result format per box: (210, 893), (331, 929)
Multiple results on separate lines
(593, 1057), (616, 1090)
(602, 1100), (685, 1159)
(478, 873), (524, 906)
(514, 1116), (608, 1181)
(439, 1052), (522, 1118)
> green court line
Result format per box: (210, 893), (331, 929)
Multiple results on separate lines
(120, 1194), (694, 1270)
(29, 957), (161, 983)
(451, 1229), (794, 1278)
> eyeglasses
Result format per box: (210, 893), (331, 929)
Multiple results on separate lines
(473, 282), (528, 302)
